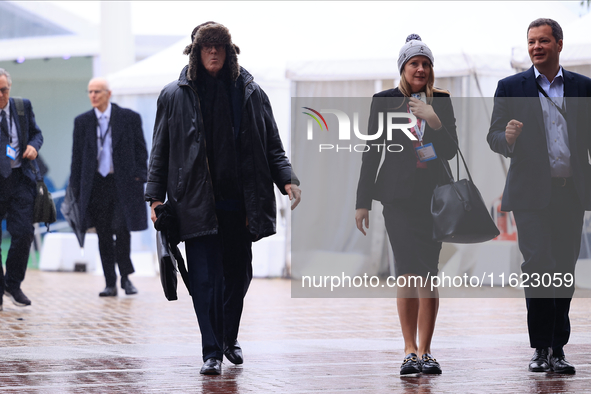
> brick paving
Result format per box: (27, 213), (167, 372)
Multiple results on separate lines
(1, 270), (591, 393)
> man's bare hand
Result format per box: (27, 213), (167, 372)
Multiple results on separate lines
(285, 184), (301, 210)
(22, 145), (38, 160)
(505, 119), (523, 146)
(150, 201), (163, 224)
(355, 208), (370, 236)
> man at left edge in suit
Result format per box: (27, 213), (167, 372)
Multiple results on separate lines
(69, 77), (148, 297)
(0, 68), (44, 310)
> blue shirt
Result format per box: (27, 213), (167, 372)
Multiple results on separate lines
(534, 66), (571, 177)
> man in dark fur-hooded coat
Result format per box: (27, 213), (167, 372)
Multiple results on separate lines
(145, 22), (301, 375)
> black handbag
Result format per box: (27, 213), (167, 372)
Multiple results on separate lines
(33, 178), (57, 229)
(431, 133), (500, 243)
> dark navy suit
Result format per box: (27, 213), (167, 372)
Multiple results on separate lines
(69, 103), (148, 287)
(0, 97), (43, 294)
(488, 66), (591, 354)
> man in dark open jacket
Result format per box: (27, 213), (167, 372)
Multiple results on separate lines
(145, 22), (301, 375)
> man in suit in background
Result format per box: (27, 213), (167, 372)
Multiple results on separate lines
(0, 68), (44, 309)
(69, 77), (148, 297)
(488, 18), (591, 374)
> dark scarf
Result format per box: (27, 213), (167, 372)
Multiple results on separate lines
(193, 68), (241, 202)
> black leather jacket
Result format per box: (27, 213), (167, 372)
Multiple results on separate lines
(146, 66), (298, 241)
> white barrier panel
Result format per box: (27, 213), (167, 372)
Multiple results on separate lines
(39, 233), (100, 272)
(39, 232), (157, 276)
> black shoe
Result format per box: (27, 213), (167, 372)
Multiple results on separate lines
(200, 358), (222, 375)
(223, 340), (244, 365)
(420, 353), (442, 374)
(99, 286), (117, 297)
(529, 348), (551, 372)
(400, 353), (421, 375)
(121, 278), (138, 295)
(550, 355), (576, 374)
(4, 288), (31, 306)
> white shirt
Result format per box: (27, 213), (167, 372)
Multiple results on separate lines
(534, 66), (571, 177)
(1, 101), (21, 168)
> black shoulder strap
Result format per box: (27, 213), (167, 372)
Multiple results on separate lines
(171, 247), (191, 295)
(13, 97), (41, 181)
(12, 97), (26, 140)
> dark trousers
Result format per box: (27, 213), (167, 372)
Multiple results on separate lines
(185, 209), (253, 361)
(88, 173), (134, 287)
(0, 168), (36, 293)
(513, 180), (584, 355)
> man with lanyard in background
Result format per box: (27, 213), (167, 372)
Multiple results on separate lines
(0, 68), (44, 310)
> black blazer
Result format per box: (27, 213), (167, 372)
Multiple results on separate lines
(487, 66), (591, 211)
(356, 88), (458, 210)
(69, 103), (148, 232)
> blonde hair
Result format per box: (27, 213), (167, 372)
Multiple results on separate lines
(398, 62), (450, 103)
(398, 62), (436, 102)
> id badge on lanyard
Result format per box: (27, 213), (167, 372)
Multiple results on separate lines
(410, 92), (438, 162)
(6, 145), (16, 160)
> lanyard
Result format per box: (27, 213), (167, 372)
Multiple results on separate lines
(535, 81), (567, 120)
(409, 94), (426, 143)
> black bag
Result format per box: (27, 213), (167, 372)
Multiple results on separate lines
(61, 184), (85, 247)
(156, 230), (190, 301)
(431, 133), (500, 243)
(33, 179), (57, 228)
(154, 202), (190, 300)
(157, 231), (179, 301)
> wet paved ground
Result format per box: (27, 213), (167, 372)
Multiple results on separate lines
(1, 270), (591, 393)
